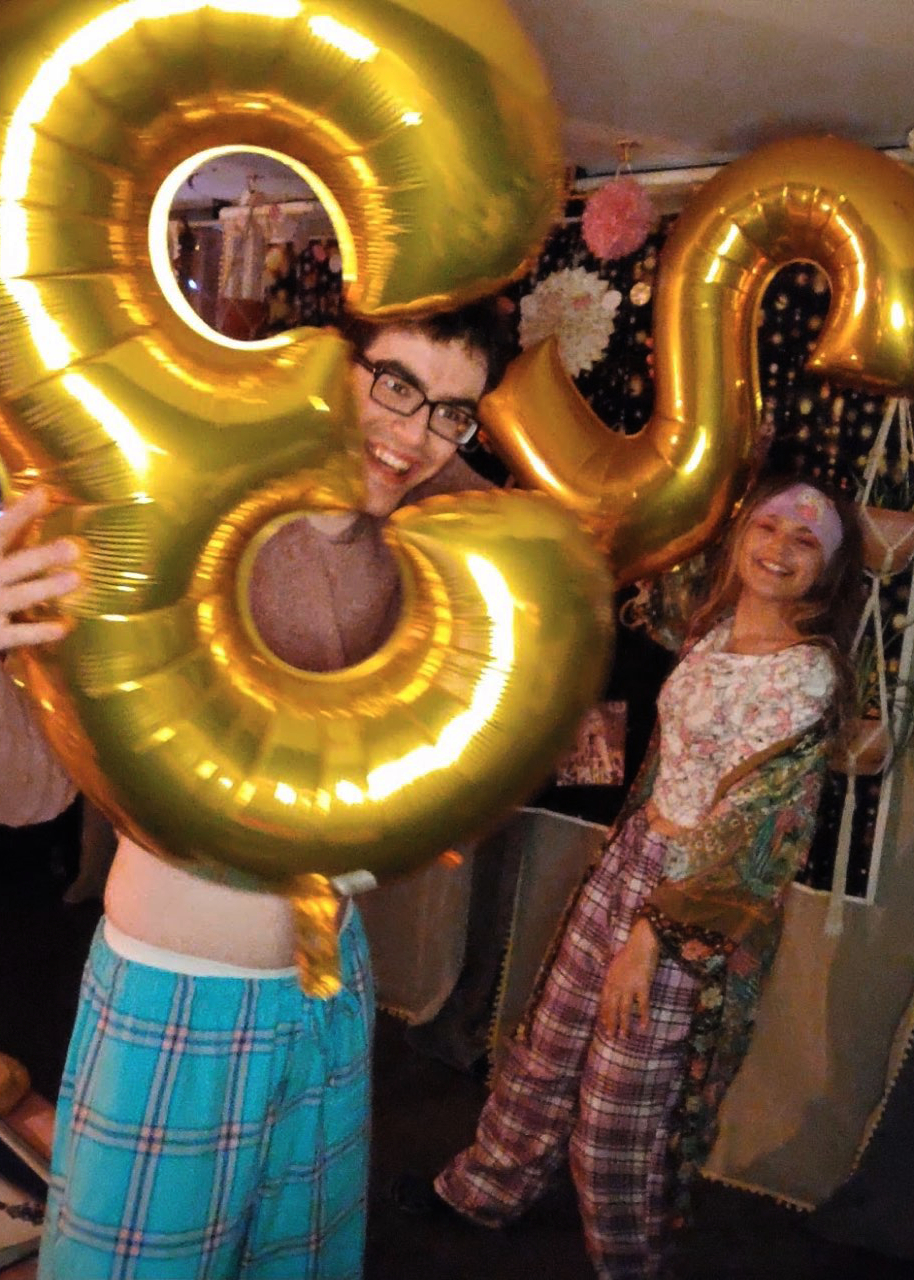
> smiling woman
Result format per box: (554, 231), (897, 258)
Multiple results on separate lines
(421, 475), (865, 1280)
(735, 509), (830, 630)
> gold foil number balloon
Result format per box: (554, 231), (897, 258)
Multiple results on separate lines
(0, 1), (612, 993)
(481, 136), (914, 584)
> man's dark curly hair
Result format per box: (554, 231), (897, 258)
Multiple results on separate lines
(339, 299), (513, 395)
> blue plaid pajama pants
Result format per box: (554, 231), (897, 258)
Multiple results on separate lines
(39, 909), (373, 1280)
(436, 809), (700, 1280)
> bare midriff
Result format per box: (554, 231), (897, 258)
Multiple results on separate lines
(104, 836), (299, 968)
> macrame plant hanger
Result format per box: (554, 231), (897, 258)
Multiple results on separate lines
(827, 396), (914, 935)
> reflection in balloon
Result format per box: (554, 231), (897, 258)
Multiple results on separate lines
(480, 136), (914, 585)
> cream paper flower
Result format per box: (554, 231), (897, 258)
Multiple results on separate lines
(519, 267), (622, 377)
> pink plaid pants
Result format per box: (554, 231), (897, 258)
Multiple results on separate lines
(435, 810), (700, 1280)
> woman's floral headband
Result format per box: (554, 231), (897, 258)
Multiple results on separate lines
(754, 484), (842, 562)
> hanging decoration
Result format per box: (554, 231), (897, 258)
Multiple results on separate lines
(582, 176), (656, 261)
(500, 215), (667, 436)
(214, 176), (272, 339)
(581, 140), (656, 262)
(518, 267), (622, 377)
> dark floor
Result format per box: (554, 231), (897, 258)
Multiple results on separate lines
(367, 1012), (914, 1280)
(2, 833), (913, 1280)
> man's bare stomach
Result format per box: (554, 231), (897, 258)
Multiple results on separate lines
(104, 836), (298, 968)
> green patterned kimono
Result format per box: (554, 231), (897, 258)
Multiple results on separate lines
(631, 724), (829, 1222)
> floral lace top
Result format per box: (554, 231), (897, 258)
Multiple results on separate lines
(651, 621), (836, 832)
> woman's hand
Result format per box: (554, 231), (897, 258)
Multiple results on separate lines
(0, 489), (80, 651)
(600, 917), (660, 1038)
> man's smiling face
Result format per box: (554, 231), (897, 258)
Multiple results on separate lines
(352, 326), (488, 518)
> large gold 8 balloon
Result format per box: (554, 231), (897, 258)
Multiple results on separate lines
(5, 1), (914, 998)
(0, 0), (616, 975)
(482, 135), (914, 584)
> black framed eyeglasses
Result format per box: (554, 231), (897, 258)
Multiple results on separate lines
(353, 354), (480, 446)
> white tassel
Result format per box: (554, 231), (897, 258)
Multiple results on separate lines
(826, 773), (856, 937)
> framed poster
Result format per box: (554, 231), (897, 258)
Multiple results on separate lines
(555, 701), (627, 787)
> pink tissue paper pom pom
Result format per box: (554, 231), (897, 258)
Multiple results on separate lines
(582, 176), (656, 261)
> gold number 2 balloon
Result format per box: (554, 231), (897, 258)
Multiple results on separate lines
(0, 0), (614, 990)
(481, 135), (914, 584)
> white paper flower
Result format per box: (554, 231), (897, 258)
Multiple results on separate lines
(519, 268), (622, 376)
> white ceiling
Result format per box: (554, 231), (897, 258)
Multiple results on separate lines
(173, 153), (314, 210)
(174, 0), (914, 209)
(520, 0), (914, 173)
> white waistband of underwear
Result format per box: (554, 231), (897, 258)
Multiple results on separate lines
(103, 918), (300, 980)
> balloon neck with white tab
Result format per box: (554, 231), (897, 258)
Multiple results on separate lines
(0, 0), (617, 997)
(479, 135), (914, 586)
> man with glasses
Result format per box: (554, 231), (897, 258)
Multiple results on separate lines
(249, 304), (505, 669)
(33, 300), (509, 1280)
(351, 323), (490, 515)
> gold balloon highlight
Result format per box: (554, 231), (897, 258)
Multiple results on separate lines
(18, 492), (613, 885)
(0, 0), (587, 992)
(0, 0), (562, 322)
(480, 136), (914, 584)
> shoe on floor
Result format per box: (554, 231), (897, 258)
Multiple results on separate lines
(390, 1173), (521, 1234)
(390, 1172), (481, 1225)
(390, 1172), (445, 1216)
